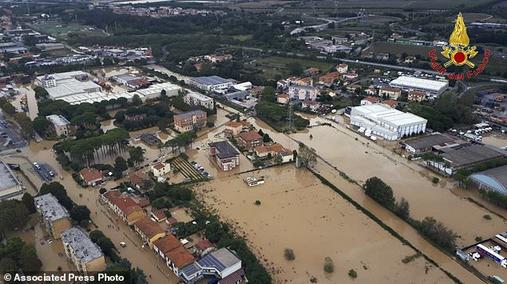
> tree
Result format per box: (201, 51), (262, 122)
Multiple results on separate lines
(39, 182), (74, 210)
(33, 86), (49, 100)
(363, 177), (395, 209)
(14, 113), (33, 137)
(0, 200), (30, 233)
(21, 193), (36, 214)
(417, 217), (458, 251)
(297, 143), (317, 168)
(284, 248), (295, 260)
(19, 244), (42, 272)
(128, 147), (144, 165)
(132, 94), (142, 106)
(0, 257), (16, 272)
(287, 62), (303, 76)
(90, 230), (117, 259)
(32, 116), (51, 136)
(394, 198), (410, 220)
(114, 157), (128, 178)
(70, 205), (91, 222)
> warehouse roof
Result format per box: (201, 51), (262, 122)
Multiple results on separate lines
(197, 248), (241, 272)
(441, 144), (505, 168)
(352, 104), (426, 126)
(191, 76), (232, 86)
(470, 165), (507, 195)
(185, 91), (213, 101)
(390, 76), (448, 92)
(403, 133), (456, 150)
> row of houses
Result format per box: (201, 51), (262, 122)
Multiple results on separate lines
(100, 190), (245, 283)
(34, 194), (106, 273)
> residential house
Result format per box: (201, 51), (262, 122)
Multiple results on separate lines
(379, 87), (402, 100)
(173, 110), (207, 133)
(133, 216), (166, 248)
(294, 77), (313, 86)
(408, 90), (426, 102)
(365, 87), (377, 96)
(209, 141), (240, 171)
(151, 162), (171, 182)
(288, 85), (319, 101)
(383, 99), (398, 108)
(237, 130), (263, 151)
(61, 227), (106, 274)
(224, 120), (251, 137)
(196, 248), (243, 281)
(46, 114), (73, 137)
(254, 143), (293, 162)
(342, 72), (358, 81)
(318, 72), (340, 86)
(336, 63), (348, 74)
(304, 67), (320, 76)
(301, 100), (320, 112)
(128, 170), (153, 190)
(101, 191), (145, 225)
(184, 92), (214, 110)
(79, 168), (103, 187)
(150, 209), (167, 223)
(34, 193), (72, 240)
(277, 93), (290, 104)
(194, 239), (214, 256)
(360, 96), (381, 105)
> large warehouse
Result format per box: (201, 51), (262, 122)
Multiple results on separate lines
(0, 161), (23, 201)
(350, 104), (427, 140)
(390, 76), (448, 98)
(469, 165), (507, 195)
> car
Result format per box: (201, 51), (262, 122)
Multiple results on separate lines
(15, 149), (21, 153)
(49, 171), (55, 177)
(120, 242), (127, 248)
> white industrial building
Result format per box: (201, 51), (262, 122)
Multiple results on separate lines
(390, 76), (448, 98)
(350, 104), (427, 140)
(0, 161), (23, 201)
(36, 71), (181, 105)
(35, 71), (102, 100)
(184, 92), (214, 109)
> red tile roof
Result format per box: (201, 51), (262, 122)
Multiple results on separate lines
(165, 246), (195, 269)
(134, 216), (165, 239)
(151, 209), (167, 222)
(109, 194), (144, 217)
(238, 130), (262, 142)
(195, 239), (213, 251)
(153, 235), (182, 253)
(79, 168), (103, 183)
(152, 162), (166, 170)
(363, 96), (381, 103)
(383, 99), (398, 108)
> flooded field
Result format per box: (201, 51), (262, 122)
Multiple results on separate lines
(482, 134), (507, 149)
(290, 120), (507, 246)
(194, 165), (453, 284)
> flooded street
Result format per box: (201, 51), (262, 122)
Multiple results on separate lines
(195, 166), (453, 284)
(2, 140), (180, 284)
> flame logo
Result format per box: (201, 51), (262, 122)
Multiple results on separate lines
(441, 13), (477, 68)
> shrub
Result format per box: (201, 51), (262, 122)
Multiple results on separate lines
(254, 200), (261, 206)
(432, 177), (439, 184)
(284, 248), (295, 261)
(348, 269), (357, 279)
(483, 214), (492, 220)
(324, 257), (334, 273)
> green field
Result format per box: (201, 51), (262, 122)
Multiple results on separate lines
(371, 42), (432, 57)
(29, 21), (106, 40)
(254, 56), (335, 79)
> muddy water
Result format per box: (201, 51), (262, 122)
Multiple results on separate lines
(482, 134), (507, 149)
(290, 120), (507, 246)
(4, 141), (180, 284)
(195, 166), (452, 284)
(100, 119), (118, 132)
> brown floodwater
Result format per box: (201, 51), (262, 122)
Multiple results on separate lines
(4, 141), (180, 284)
(194, 166), (453, 284)
(290, 118), (507, 246)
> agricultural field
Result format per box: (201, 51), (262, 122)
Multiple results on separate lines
(29, 21), (106, 40)
(370, 41), (432, 57)
(254, 56), (335, 79)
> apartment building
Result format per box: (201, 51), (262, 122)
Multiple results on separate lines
(34, 193), (72, 240)
(61, 227), (106, 273)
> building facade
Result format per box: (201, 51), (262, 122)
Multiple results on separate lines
(61, 227), (106, 273)
(184, 92), (214, 110)
(34, 193), (72, 239)
(46, 114), (72, 137)
(173, 110), (207, 133)
(209, 141), (240, 171)
(350, 104), (427, 140)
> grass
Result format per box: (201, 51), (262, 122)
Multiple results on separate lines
(371, 42), (432, 58)
(255, 56), (335, 79)
(29, 21), (105, 40)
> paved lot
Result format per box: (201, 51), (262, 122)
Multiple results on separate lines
(32, 161), (57, 182)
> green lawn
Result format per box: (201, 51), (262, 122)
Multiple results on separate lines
(29, 21), (105, 40)
(255, 56), (335, 79)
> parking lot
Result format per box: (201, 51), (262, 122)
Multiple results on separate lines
(32, 161), (57, 182)
(0, 113), (26, 152)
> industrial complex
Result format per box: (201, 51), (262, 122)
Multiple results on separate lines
(390, 76), (449, 98)
(350, 104), (427, 140)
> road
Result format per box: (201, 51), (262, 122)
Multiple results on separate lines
(1, 150), (179, 284)
(290, 15), (367, 35)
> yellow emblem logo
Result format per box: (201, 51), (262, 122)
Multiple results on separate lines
(441, 13), (478, 68)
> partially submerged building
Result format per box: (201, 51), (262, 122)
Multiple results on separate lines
(350, 104), (427, 140)
(0, 161), (24, 201)
(469, 165), (507, 195)
(34, 193), (72, 239)
(61, 227), (106, 273)
(403, 133), (459, 155)
(209, 141), (240, 171)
